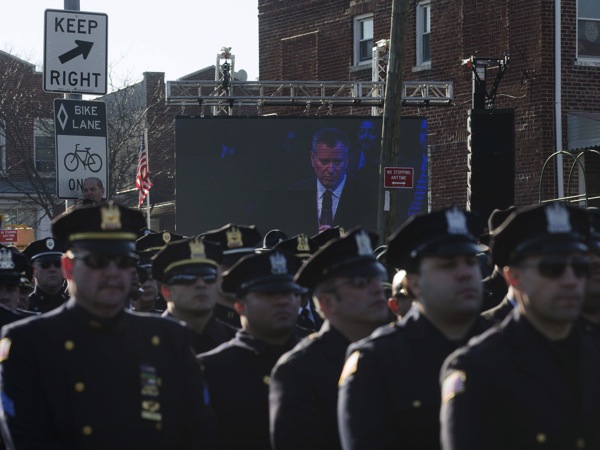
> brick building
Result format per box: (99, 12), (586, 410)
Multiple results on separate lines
(257, 0), (600, 215)
(0, 50), (62, 239)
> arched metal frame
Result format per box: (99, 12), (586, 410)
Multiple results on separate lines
(539, 149), (600, 205)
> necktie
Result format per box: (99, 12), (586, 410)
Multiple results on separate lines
(320, 190), (333, 226)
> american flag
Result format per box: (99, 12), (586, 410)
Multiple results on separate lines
(136, 133), (152, 207)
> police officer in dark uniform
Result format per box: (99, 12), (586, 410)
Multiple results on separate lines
(441, 202), (600, 450)
(481, 206), (518, 323)
(338, 207), (490, 450)
(201, 223), (262, 328)
(582, 207), (600, 336)
(273, 233), (323, 332)
(22, 237), (69, 313)
(152, 235), (237, 354)
(134, 230), (186, 313)
(0, 246), (35, 328)
(0, 202), (214, 449)
(269, 228), (390, 450)
(198, 250), (303, 450)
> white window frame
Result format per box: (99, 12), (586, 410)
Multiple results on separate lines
(577, 0), (600, 61)
(33, 118), (55, 174)
(354, 14), (374, 67)
(415, 0), (431, 69)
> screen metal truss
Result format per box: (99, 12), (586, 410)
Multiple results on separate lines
(165, 80), (453, 111)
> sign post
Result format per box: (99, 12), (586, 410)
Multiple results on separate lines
(44, 9), (108, 95)
(54, 99), (108, 199)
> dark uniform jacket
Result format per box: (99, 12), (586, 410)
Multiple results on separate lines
(28, 285), (70, 313)
(440, 311), (600, 450)
(212, 302), (241, 329)
(0, 299), (214, 450)
(481, 296), (515, 324)
(0, 306), (37, 329)
(198, 330), (300, 450)
(481, 267), (508, 312)
(338, 307), (491, 450)
(269, 321), (350, 450)
(162, 310), (238, 355)
(579, 316), (600, 338)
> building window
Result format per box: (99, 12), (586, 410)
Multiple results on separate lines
(416, 1), (431, 66)
(354, 14), (374, 66)
(578, 0), (600, 59)
(34, 119), (55, 173)
(0, 120), (6, 172)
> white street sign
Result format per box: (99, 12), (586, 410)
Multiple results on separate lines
(54, 99), (109, 199)
(44, 9), (108, 94)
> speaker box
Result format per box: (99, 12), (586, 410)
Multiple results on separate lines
(466, 109), (515, 224)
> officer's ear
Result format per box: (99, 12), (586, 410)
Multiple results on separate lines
(161, 285), (172, 302)
(503, 265), (521, 288)
(62, 254), (74, 281)
(233, 298), (246, 316)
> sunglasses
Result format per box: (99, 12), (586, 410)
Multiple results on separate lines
(70, 253), (139, 269)
(518, 256), (590, 279)
(332, 274), (385, 290)
(38, 261), (62, 269)
(168, 273), (218, 286)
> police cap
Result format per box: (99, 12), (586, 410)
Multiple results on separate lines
(310, 226), (345, 248)
(51, 201), (146, 254)
(491, 202), (589, 267)
(221, 250), (303, 297)
(23, 237), (65, 262)
(386, 207), (485, 272)
(295, 227), (385, 290)
(273, 234), (319, 261)
(152, 236), (221, 284)
(201, 223), (261, 266)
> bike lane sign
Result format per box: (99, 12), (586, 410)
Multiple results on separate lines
(54, 99), (108, 199)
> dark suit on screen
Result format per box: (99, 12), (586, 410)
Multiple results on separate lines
(281, 176), (377, 236)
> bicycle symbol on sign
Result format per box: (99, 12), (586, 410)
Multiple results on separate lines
(64, 144), (103, 173)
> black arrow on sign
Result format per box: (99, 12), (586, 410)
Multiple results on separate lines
(58, 40), (94, 64)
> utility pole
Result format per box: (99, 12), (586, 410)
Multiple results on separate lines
(378, 0), (410, 242)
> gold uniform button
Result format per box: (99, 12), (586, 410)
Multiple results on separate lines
(412, 400), (422, 408)
(576, 438), (586, 449)
(263, 376), (271, 385)
(82, 425), (93, 436)
(151, 336), (160, 346)
(155, 423), (162, 431)
(536, 433), (547, 443)
(74, 382), (85, 392)
(64, 340), (75, 351)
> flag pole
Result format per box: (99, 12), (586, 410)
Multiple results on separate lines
(144, 128), (151, 229)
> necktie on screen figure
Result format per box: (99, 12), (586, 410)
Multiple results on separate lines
(320, 190), (333, 227)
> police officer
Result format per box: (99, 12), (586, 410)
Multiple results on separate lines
(0, 246), (34, 328)
(582, 207), (600, 336)
(338, 207), (490, 450)
(0, 202), (214, 449)
(441, 202), (600, 449)
(269, 228), (390, 450)
(481, 206), (518, 323)
(134, 230), (185, 313)
(22, 237), (69, 313)
(152, 235), (237, 353)
(201, 223), (262, 328)
(273, 233), (323, 332)
(198, 250), (303, 450)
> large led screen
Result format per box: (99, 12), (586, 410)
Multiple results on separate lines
(175, 116), (427, 237)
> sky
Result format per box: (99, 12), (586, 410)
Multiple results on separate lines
(0, 0), (259, 90)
